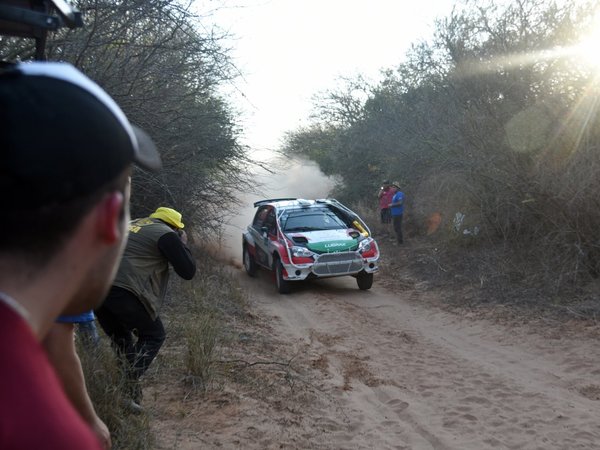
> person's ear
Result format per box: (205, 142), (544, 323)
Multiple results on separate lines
(97, 191), (125, 244)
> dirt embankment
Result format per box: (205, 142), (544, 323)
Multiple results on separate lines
(149, 243), (600, 450)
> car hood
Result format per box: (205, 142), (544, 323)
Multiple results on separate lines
(288, 229), (358, 252)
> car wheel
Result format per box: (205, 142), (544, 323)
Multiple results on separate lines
(356, 271), (373, 290)
(243, 244), (257, 277)
(274, 257), (291, 294)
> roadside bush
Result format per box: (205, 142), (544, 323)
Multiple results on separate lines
(78, 249), (247, 447)
(161, 250), (247, 395)
(287, 0), (600, 300)
(183, 312), (219, 392)
(77, 339), (154, 450)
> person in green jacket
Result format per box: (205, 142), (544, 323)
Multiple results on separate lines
(95, 207), (196, 409)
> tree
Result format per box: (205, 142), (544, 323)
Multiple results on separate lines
(285, 0), (600, 285)
(1, 0), (252, 231)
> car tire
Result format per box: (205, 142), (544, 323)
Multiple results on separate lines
(356, 271), (373, 290)
(243, 244), (257, 277)
(274, 257), (291, 294)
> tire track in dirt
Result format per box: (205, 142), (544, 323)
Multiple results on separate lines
(242, 272), (600, 449)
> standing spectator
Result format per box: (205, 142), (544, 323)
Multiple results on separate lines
(378, 180), (395, 232)
(96, 207), (196, 409)
(390, 182), (405, 244)
(0, 62), (161, 449)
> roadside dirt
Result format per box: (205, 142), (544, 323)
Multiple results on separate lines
(149, 245), (600, 449)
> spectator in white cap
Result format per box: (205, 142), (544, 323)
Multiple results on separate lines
(0, 62), (161, 449)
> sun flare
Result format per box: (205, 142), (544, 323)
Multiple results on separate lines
(574, 17), (600, 69)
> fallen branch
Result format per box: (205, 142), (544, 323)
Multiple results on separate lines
(214, 356), (296, 369)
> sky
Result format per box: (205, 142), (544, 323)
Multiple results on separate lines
(204, 0), (457, 154)
(200, 0), (457, 259)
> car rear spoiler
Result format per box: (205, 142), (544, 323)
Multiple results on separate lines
(253, 198), (297, 208)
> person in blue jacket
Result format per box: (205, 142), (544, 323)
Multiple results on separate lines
(389, 182), (405, 245)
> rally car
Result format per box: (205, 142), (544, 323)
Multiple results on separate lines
(242, 198), (380, 294)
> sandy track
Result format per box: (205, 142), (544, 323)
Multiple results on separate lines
(152, 266), (600, 449)
(229, 268), (600, 450)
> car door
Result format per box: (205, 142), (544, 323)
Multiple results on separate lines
(261, 208), (278, 268)
(251, 205), (272, 268)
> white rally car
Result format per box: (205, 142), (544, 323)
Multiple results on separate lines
(242, 198), (380, 293)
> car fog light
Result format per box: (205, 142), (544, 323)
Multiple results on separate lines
(295, 270), (301, 276)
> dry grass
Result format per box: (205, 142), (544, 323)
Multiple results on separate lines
(78, 250), (248, 448)
(336, 196), (600, 336)
(182, 312), (219, 391)
(77, 339), (154, 450)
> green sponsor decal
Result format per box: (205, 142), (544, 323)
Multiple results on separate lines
(307, 239), (357, 253)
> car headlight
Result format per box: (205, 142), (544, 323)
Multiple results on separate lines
(358, 238), (373, 253)
(291, 246), (314, 258)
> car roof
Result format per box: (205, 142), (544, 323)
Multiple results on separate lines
(252, 197), (372, 236)
(253, 198), (359, 217)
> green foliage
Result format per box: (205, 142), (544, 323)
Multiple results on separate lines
(285, 0), (600, 287)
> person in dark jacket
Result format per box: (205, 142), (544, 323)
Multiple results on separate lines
(95, 207), (196, 408)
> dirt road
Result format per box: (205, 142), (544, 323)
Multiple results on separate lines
(153, 265), (600, 449)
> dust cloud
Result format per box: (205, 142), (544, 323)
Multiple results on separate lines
(219, 154), (336, 265)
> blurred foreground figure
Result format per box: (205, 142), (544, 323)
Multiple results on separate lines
(96, 207), (196, 410)
(0, 62), (160, 449)
(43, 320), (111, 449)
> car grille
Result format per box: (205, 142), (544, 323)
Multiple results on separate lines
(312, 252), (363, 275)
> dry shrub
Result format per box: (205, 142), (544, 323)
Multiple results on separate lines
(534, 142), (600, 282)
(76, 338), (154, 450)
(161, 249), (248, 394)
(183, 313), (219, 391)
(411, 169), (482, 240)
(351, 201), (381, 234)
(76, 247), (247, 447)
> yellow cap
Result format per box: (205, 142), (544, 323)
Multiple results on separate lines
(150, 207), (185, 229)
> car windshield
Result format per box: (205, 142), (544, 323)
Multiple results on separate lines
(281, 208), (347, 232)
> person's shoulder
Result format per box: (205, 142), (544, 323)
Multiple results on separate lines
(129, 217), (154, 233)
(131, 218), (173, 234)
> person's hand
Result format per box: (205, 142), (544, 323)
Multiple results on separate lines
(91, 416), (112, 450)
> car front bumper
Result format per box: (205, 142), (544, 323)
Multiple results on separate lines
(282, 251), (379, 281)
